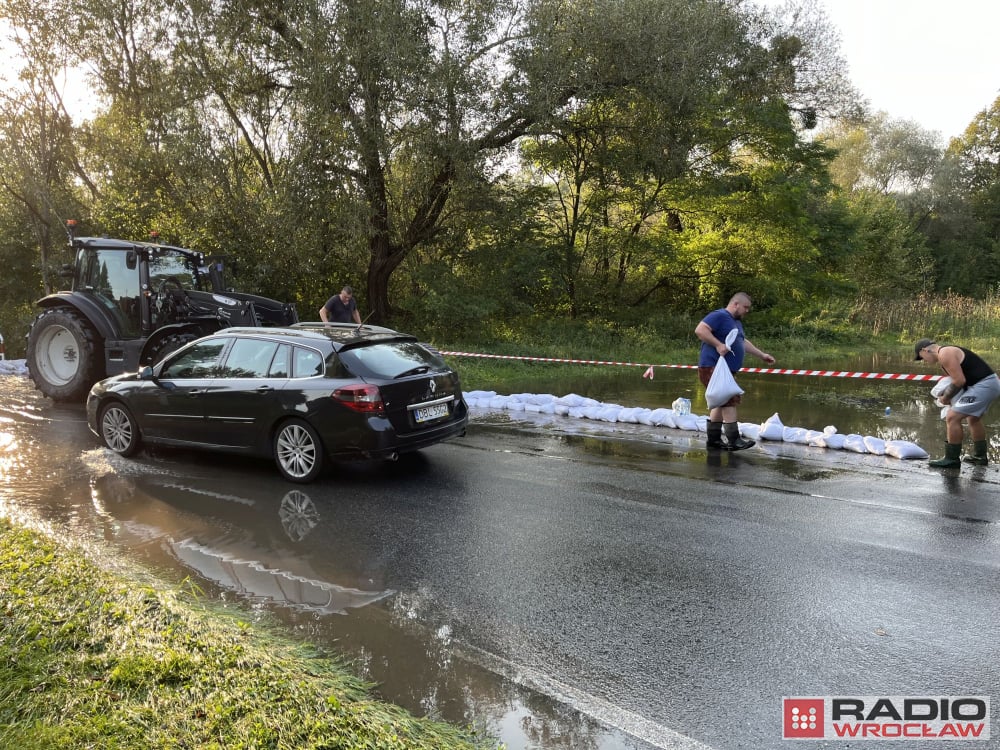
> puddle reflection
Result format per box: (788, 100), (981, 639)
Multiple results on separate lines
(4, 365), (997, 750)
(79, 461), (637, 749)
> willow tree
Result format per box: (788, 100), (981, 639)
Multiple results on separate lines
(512, 0), (862, 317)
(923, 96), (1000, 295)
(283, 0), (850, 322)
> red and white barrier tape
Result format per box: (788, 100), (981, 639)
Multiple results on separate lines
(438, 351), (942, 382)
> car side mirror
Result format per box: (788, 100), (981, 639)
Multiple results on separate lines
(58, 263), (75, 279)
(126, 250), (137, 270)
(139, 365), (155, 381)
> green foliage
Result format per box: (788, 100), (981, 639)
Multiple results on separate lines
(0, 521), (497, 750)
(1, 0), (999, 342)
(922, 96), (1000, 295)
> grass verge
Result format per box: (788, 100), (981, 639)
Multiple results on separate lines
(0, 519), (498, 750)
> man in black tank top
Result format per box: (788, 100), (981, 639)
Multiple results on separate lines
(914, 339), (1000, 467)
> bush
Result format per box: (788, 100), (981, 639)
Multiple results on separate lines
(0, 302), (36, 359)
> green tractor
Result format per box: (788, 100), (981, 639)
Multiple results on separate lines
(27, 226), (299, 401)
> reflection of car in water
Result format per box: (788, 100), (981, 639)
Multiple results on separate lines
(88, 471), (393, 615)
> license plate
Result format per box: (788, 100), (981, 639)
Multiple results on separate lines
(414, 402), (449, 423)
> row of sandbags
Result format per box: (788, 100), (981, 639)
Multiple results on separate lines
(463, 390), (929, 460)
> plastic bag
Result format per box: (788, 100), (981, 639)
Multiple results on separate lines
(705, 329), (744, 409)
(705, 363), (744, 409)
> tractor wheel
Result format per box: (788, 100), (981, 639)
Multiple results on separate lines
(143, 332), (200, 366)
(26, 307), (105, 402)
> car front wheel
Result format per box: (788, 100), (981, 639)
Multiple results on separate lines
(273, 419), (324, 483)
(100, 402), (141, 457)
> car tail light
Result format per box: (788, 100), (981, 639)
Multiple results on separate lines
(333, 384), (384, 413)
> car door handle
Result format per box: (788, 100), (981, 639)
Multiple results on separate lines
(253, 385), (273, 394)
(186, 388), (205, 396)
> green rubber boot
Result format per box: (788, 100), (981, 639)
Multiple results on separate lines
(962, 440), (989, 466)
(929, 442), (962, 468)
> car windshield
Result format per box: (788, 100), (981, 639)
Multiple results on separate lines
(337, 341), (446, 379)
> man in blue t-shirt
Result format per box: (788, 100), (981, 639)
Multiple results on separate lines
(319, 285), (362, 324)
(695, 292), (775, 451)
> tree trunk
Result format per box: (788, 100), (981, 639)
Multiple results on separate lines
(366, 234), (407, 324)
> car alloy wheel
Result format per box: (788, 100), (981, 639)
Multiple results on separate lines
(100, 402), (141, 457)
(274, 419), (324, 483)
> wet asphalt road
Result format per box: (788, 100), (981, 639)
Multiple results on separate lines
(1, 374), (998, 750)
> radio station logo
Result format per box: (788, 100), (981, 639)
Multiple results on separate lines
(782, 696), (990, 741)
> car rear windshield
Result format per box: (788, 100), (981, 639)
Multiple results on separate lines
(337, 341), (448, 380)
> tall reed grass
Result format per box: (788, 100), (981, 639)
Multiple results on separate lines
(850, 291), (1000, 351)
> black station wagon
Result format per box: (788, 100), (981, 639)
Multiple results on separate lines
(86, 323), (468, 482)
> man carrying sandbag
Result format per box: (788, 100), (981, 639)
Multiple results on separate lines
(914, 338), (1000, 467)
(695, 292), (775, 451)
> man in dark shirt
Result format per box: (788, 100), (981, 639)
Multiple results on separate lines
(319, 286), (362, 324)
(695, 292), (775, 451)
(914, 338), (1000, 467)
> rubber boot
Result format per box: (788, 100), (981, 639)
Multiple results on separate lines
(724, 422), (755, 451)
(928, 442), (962, 468)
(706, 421), (724, 449)
(962, 440), (989, 466)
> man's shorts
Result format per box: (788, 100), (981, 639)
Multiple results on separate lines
(698, 366), (742, 407)
(950, 373), (1000, 418)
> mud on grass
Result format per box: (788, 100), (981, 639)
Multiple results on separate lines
(0, 520), (499, 750)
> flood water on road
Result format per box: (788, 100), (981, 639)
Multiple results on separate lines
(461, 349), (1000, 461)
(0, 373), (650, 750)
(1, 347), (998, 749)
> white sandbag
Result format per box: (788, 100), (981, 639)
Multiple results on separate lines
(527, 393), (556, 405)
(804, 429), (825, 443)
(843, 434), (868, 453)
(740, 423), (760, 440)
(567, 406), (587, 419)
(814, 433), (846, 449)
(464, 397), (479, 408)
(583, 406), (604, 420)
(759, 413), (785, 441)
(617, 407), (640, 424)
(782, 426), (810, 444)
(706, 369), (744, 412)
(467, 390), (496, 399)
(488, 395), (509, 409)
(930, 377), (951, 398)
(554, 404), (570, 416)
(863, 436), (886, 455)
(654, 409), (677, 428)
(525, 401), (555, 414)
(635, 408), (655, 425)
(556, 393), (587, 407)
(885, 440), (930, 459)
(695, 415), (708, 432)
(595, 406), (619, 422)
(675, 414), (700, 431)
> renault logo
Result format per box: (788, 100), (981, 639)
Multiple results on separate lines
(428, 378), (436, 394)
